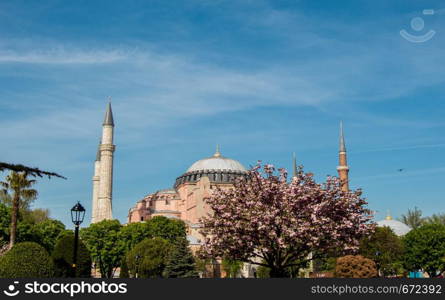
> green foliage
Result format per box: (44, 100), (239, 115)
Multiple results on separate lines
(399, 207), (424, 229)
(126, 237), (171, 278)
(403, 223), (445, 277)
(335, 255), (377, 278)
(119, 222), (151, 252)
(21, 208), (50, 224)
(0, 171), (38, 246)
(256, 265), (270, 278)
(194, 257), (210, 277)
(0, 202), (64, 252)
(424, 213), (445, 226)
(80, 219), (124, 278)
(359, 226), (404, 276)
(52, 232), (91, 278)
(0, 242), (55, 277)
(221, 258), (243, 278)
(146, 216), (186, 241)
(0, 203), (10, 242)
(34, 219), (65, 253)
(0, 172), (38, 210)
(163, 238), (199, 278)
(313, 255), (337, 273)
(16, 222), (41, 243)
(0, 162), (65, 179)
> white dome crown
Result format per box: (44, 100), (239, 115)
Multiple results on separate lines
(377, 213), (411, 236)
(186, 146), (247, 172)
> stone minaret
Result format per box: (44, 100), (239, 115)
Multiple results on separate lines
(337, 121), (349, 192)
(95, 103), (115, 222)
(292, 152), (297, 180)
(91, 144), (101, 223)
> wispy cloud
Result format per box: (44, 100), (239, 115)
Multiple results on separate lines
(353, 143), (445, 154)
(0, 48), (128, 64)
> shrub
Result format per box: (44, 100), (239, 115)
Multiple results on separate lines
(52, 233), (91, 277)
(35, 219), (66, 253)
(126, 237), (170, 278)
(0, 242), (55, 277)
(335, 255), (377, 278)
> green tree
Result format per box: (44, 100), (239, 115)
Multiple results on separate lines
(35, 219), (66, 253)
(16, 222), (41, 244)
(403, 223), (445, 278)
(126, 237), (170, 278)
(0, 242), (55, 277)
(163, 238), (199, 278)
(0, 172), (38, 248)
(21, 208), (50, 224)
(146, 216), (187, 241)
(359, 227), (404, 277)
(52, 232), (92, 277)
(221, 258), (243, 278)
(0, 203), (10, 243)
(335, 255), (377, 278)
(399, 207), (424, 229)
(424, 213), (445, 225)
(80, 219), (124, 278)
(119, 222), (151, 252)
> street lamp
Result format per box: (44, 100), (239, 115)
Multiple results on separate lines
(71, 202), (86, 277)
(135, 255), (141, 278)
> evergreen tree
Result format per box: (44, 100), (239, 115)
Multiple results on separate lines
(163, 237), (199, 278)
(52, 232), (92, 278)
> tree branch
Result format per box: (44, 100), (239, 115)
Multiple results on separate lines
(0, 162), (66, 179)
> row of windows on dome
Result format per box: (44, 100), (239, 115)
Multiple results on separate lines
(174, 169), (249, 187)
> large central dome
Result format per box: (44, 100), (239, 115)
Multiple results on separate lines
(174, 147), (248, 188)
(186, 149), (247, 172)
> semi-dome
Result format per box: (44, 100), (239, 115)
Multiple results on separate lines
(174, 147), (249, 188)
(186, 148), (247, 172)
(377, 214), (411, 236)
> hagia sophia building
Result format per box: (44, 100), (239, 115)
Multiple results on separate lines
(91, 102), (404, 276)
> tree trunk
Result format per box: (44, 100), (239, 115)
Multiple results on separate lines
(269, 266), (288, 278)
(9, 191), (20, 249)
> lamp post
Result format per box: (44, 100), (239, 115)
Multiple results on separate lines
(135, 255), (141, 278)
(375, 251), (381, 277)
(71, 202), (86, 277)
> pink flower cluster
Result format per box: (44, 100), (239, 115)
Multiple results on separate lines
(199, 163), (374, 269)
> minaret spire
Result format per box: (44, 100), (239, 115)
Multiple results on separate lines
(214, 144), (221, 157)
(339, 120), (346, 153)
(292, 152), (297, 179)
(336, 121), (350, 192)
(103, 101), (114, 126)
(94, 102), (116, 223)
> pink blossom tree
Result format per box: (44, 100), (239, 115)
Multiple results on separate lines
(200, 163), (374, 277)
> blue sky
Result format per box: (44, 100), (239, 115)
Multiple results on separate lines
(1, 0), (445, 228)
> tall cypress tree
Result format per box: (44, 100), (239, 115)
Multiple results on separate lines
(163, 238), (199, 278)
